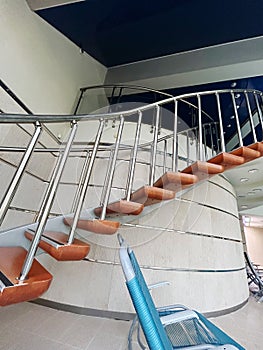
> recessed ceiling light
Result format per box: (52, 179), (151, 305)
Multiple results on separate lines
(227, 124), (231, 128)
(248, 168), (259, 173)
(240, 178), (249, 182)
(252, 188), (262, 192)
(241, 205), (248, 209)
(236, 105), (240, 109)
(231, 82), (237, 87)
(230, 115), (235, 119)
(235, 94), (240, 99)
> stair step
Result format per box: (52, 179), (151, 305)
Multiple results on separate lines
(130, 186), (175, 206)
(154, 171), (198, 192)
(94, 200), (144, 217)
(25, 230), (90, 261)
(247, 142), (263, 156)
(208, 152), (245, 170)
(64, 218), (120, 235)
(182, 161), (224, 179)
(0, 246), (52, 306)
(230, 146), (260, 162)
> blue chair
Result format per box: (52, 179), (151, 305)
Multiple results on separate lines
(118, 234), (245, 350)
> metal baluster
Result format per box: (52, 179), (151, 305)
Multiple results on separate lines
(68, 120), (105, 244)
(203, 125), (208, 160)
(0, 122), (42, 226)
(215, 93), (226, 153)
(163, 139), (167, 173)
(172, 100), (178, 172)
(231, 91), (243, 147)
(36, 152), (62, 222)
(254, 92), (263, 135)
(209, 124), (214, 156)
(244, 91), (257, 143)
(71, 150), (91, 213)
(149, 106), (160, 186)
(19, 121), (78, 281)
(186, 131), (190, 166)
(197, 94), (203, 160)
(126, 111), (142, 201)
(100, 116), (124, 220)
(100, 148), (114, 206)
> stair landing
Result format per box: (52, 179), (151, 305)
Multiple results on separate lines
(0, 246), (52, 306)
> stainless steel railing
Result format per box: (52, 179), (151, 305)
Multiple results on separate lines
(0, 87), (262, 281)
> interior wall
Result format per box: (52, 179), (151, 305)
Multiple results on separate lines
(0, 0), (106, 116)
(244, 226), (263, 265)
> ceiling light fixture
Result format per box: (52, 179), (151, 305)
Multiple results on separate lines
(252, 188), (262, 192)
(248, 168), (259, 173)
(240, 178), (248, 182)
(241, 205), (248, 209)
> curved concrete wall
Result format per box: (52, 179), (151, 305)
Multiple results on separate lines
(39, 174), (248, 316)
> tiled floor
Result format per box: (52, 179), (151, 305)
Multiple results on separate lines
(0, 297), (262, 350)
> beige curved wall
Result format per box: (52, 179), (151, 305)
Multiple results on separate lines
(39, 174), (248, 315)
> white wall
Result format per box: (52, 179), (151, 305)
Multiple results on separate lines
(0, 0), (106, 116)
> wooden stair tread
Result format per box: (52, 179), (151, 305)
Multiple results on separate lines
(130, 186), (175, 206)
(25, 231), (90, 261)
(230, 146), (260, 161)
(208, 152), (245, 170)
(0, 246), (52, 306)
(247, 142), (263, 156)
(182, 161), (224, 179)
(154, 171), (198, 192)
(64, 218), (120, 235)
(94, 199), (144, 217)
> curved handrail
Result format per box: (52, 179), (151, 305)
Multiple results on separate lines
(0, 88), (262, 123)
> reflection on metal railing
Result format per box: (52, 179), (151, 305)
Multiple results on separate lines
(0, 87), (263, 281)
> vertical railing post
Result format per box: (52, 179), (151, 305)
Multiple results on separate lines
(100, 116), (124, 220)
(126, 111), (142, 201)
(203, 124), (208, 160)
(215, 92), (226, 153)
(68, 120), (105, 244)
(163, 139), (167, 173)
(244, 91), (257, 143)
(149, 106), (160, 186)
(0, 122), (42, 226)
(172, 99), (178, 172)
(186, 130), (190, 166)
(19, 121), (78, 281)
(197, 94), (203, 161)
(71, 150), (91, 213)
(254, 92), (263, 135)
(231, 91), (243, 147)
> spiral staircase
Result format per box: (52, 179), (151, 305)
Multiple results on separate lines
(0, 85), (263, 306)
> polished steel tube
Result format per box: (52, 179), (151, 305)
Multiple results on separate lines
(35, 153), (62, 222)
(149, 106), (160, 186)
(172, 100), (178, 172)
(186, 131), (190, 166)
(0, 122), (42, 226)
(100, 117), (124, 220)
(231, 91), (243, 147)
(244, 91), (257, 142)
(197, 95), (203, 161)
(126, 111), (142, 201)
(163, 139), (167, 173)
(254, 92), (263, 132)
(68, 120), (104, 244)
(19, 121), (78, 281)
(215, 93), (226, 153)
(203, 125), (208, 160)
(100, 148), (114, 206)
(71, 151), (91, 213)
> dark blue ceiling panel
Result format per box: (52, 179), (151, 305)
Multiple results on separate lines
(37, 0), (263, 67)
